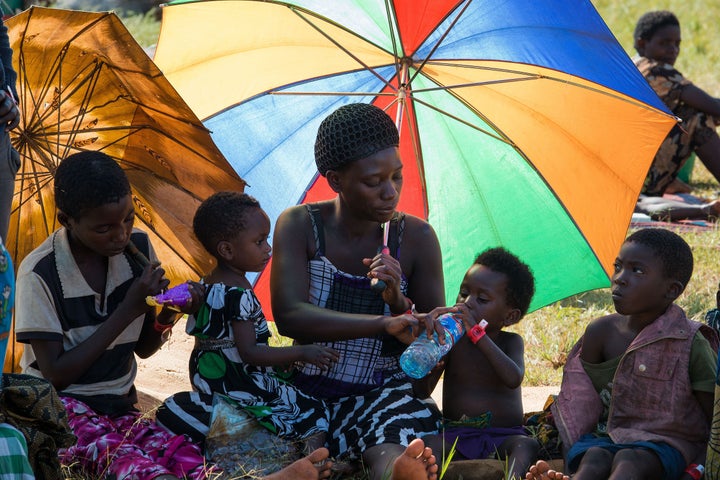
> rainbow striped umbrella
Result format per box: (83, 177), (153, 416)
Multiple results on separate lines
(154, 0), (676, 312)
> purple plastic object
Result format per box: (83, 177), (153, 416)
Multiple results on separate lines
(146, 282), (191, 310)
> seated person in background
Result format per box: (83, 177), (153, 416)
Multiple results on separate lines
(632, 10), (720, 221)
(14, 152), (211, 479)
(527, 228), (718, 480)
(420, 247), (539, 480)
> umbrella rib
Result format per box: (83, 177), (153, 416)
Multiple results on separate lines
(383, 0), (403, 83)
(270, 90), (397, 97)
(18, 148), (55, 238)
(400, 96), (429, 219)
(135, 214), (204, 280)
(419, 61), (677, 114)
(408, 0), (473, 86)
(413, 76), (541, 93)
(411, 96), (512, 145)
(289, 6), (397, 93)
(123, 165), (207, 201)
(62, 62), (106, 162)
(34, 120), (226, 182)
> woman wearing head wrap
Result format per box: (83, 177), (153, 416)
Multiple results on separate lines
(271, 103), (445, 479)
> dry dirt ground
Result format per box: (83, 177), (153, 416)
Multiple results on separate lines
(134, 317), (558, 413)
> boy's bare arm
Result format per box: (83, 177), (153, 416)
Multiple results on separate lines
(473, 332), (524, 389)
(411, 358), (446, 399)
(685, 390), (713, 471)
(31, 300), (151, 390)
(579, 315), (618, 363)
(681, 83), (720, 118)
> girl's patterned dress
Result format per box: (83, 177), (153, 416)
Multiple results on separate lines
(160, 284), (329, 442)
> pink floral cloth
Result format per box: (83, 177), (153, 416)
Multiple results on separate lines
(60, 396), (216, 479)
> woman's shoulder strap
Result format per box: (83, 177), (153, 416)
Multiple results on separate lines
(305, 203), (325, 257)
(387, 211), (405, 258)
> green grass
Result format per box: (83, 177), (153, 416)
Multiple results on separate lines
(120, 8), (161, 50)
(115, 2), (720, 389)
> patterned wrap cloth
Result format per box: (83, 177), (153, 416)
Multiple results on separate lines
(634, 56), (720, 196)
(61, 396), (214, 479)
(0, 373), (75, 480)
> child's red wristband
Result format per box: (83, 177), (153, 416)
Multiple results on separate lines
(685, 464), (704, 480)
(467, 320), (488, 344)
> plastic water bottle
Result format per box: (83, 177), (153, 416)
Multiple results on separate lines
(400, 313), (465, 379)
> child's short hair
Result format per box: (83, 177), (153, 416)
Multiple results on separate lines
(633, 11), (679, 52)
(54, 151), (131, 219)
(625, 228), (693, 289)
(475, 247), (535, 316)
(193, 191), (260, 256)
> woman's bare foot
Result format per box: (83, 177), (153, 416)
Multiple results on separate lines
(264, 447), (333, 480)
(525, 460), (570, 480)
(391, 438), (438, 480)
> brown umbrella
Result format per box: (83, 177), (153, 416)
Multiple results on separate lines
(3, 6), (245, 370)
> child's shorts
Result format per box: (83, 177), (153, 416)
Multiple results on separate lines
(567, 433), (684, 480)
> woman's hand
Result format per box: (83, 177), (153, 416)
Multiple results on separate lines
(383, 313), (419, 345)
(363, 249), (406, 311)
(299, 345), (340, 370)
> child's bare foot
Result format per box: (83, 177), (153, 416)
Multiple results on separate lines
(264, 447), (332, 479)
(391, 438), (438, 480)
(525, 460), (570, 480)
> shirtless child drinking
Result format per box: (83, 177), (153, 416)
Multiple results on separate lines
(421, 247), (539, 479)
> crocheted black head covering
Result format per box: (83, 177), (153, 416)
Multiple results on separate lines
(315, 103), (399, 176)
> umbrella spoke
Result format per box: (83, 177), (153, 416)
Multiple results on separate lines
(289, 6), (397, 94)
(383, 0), (402, 82)
(270, 90), (397, 97)
(418, 61), (675, 113)
(407, 0), (472, 86)
(410, 95), (512, 145)
(400, 96), (429, 219)
(15, 145), (55, 237)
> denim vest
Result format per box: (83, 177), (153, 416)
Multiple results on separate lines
(552, 304), (719, 464)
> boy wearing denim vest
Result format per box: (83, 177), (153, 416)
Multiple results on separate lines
(528, 228), (718, 480)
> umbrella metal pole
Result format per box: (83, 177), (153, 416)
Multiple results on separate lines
(371, 62), (409, 294)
